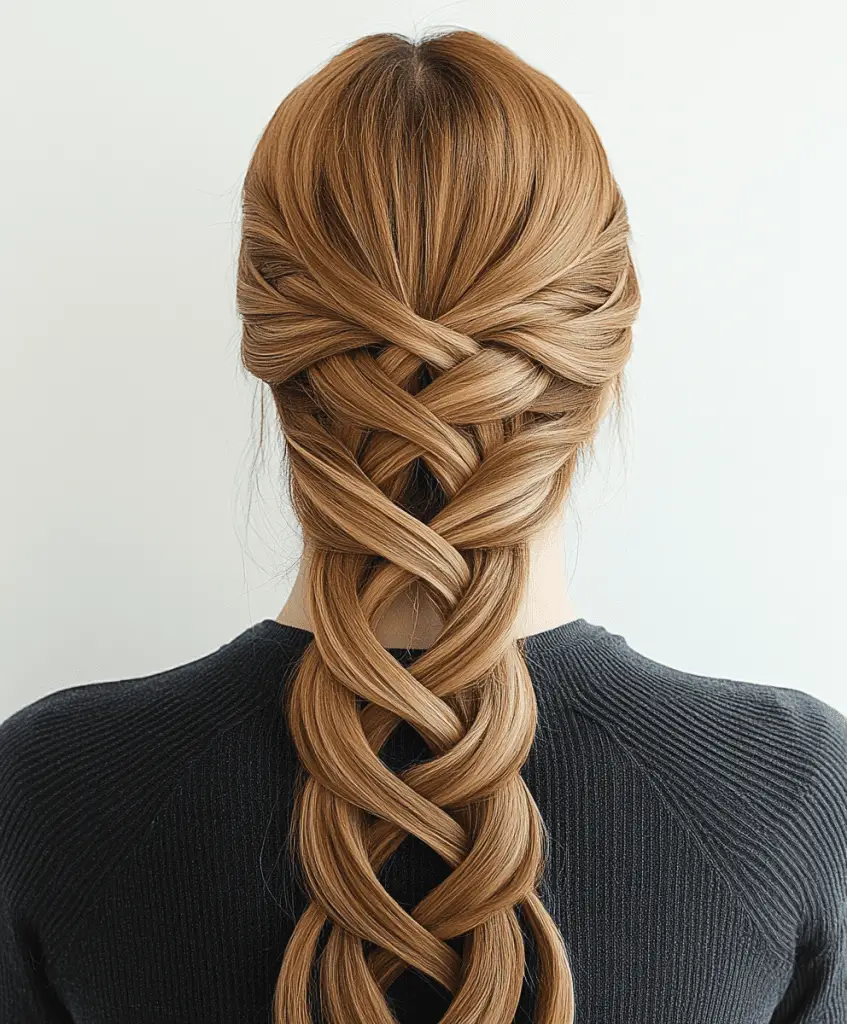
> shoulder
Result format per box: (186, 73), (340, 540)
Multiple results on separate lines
(631, 637), (844, 790)
(0, 623), (292, 954)
(576, 630), (844, 781)
(0, 628), (279, 807)
(0, 618), (300, 768)
(573, 631), (847, 958)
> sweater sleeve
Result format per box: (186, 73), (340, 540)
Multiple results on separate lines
(0, 897), (71, 1022)
(768, 695), (847, 1023)
(0, 705), (73, 1022)
(768, 944), (847, 1023)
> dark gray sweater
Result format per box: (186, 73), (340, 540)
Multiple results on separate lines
(1, 617), (846, 1023)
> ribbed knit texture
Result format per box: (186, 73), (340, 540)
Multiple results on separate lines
(1, 617), (846, 1023)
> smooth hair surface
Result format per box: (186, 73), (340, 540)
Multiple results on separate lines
(237, 29), (640, 1024)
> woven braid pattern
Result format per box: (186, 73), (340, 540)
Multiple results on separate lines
(239, 190), (637, 1024)
(236, 29), (641, 1023)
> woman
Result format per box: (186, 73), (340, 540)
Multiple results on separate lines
(1, 28), (845, 1024)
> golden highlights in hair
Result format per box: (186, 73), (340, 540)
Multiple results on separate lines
(237, 29), (640, 1024)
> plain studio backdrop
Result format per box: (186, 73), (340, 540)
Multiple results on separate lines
(0, 1), (844, 723)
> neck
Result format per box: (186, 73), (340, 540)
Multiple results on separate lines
(275, 514), (579, 648)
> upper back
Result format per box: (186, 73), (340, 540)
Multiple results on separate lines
(1, 617), (845, 1023)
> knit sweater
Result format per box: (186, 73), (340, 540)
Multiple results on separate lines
(1, 616), (846, 1023)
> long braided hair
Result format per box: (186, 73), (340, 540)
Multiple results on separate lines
(237, 29), (640, 1024)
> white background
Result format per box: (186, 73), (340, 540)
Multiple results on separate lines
(1, 1), (844, 721)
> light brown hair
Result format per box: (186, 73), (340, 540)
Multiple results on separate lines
(237, 28), (639, 1023)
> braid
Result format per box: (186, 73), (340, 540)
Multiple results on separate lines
(237, 29), (639, 1024)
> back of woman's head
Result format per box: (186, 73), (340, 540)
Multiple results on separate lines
(237, 28), (639, 1024)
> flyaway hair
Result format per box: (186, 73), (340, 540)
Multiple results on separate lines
(237, 29), (640, 1024)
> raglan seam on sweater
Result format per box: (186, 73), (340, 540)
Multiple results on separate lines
(553, 698), (797, 970)
(46, 696), (278, 973)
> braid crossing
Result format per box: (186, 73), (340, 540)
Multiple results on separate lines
(237, 29), (640, 1024)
